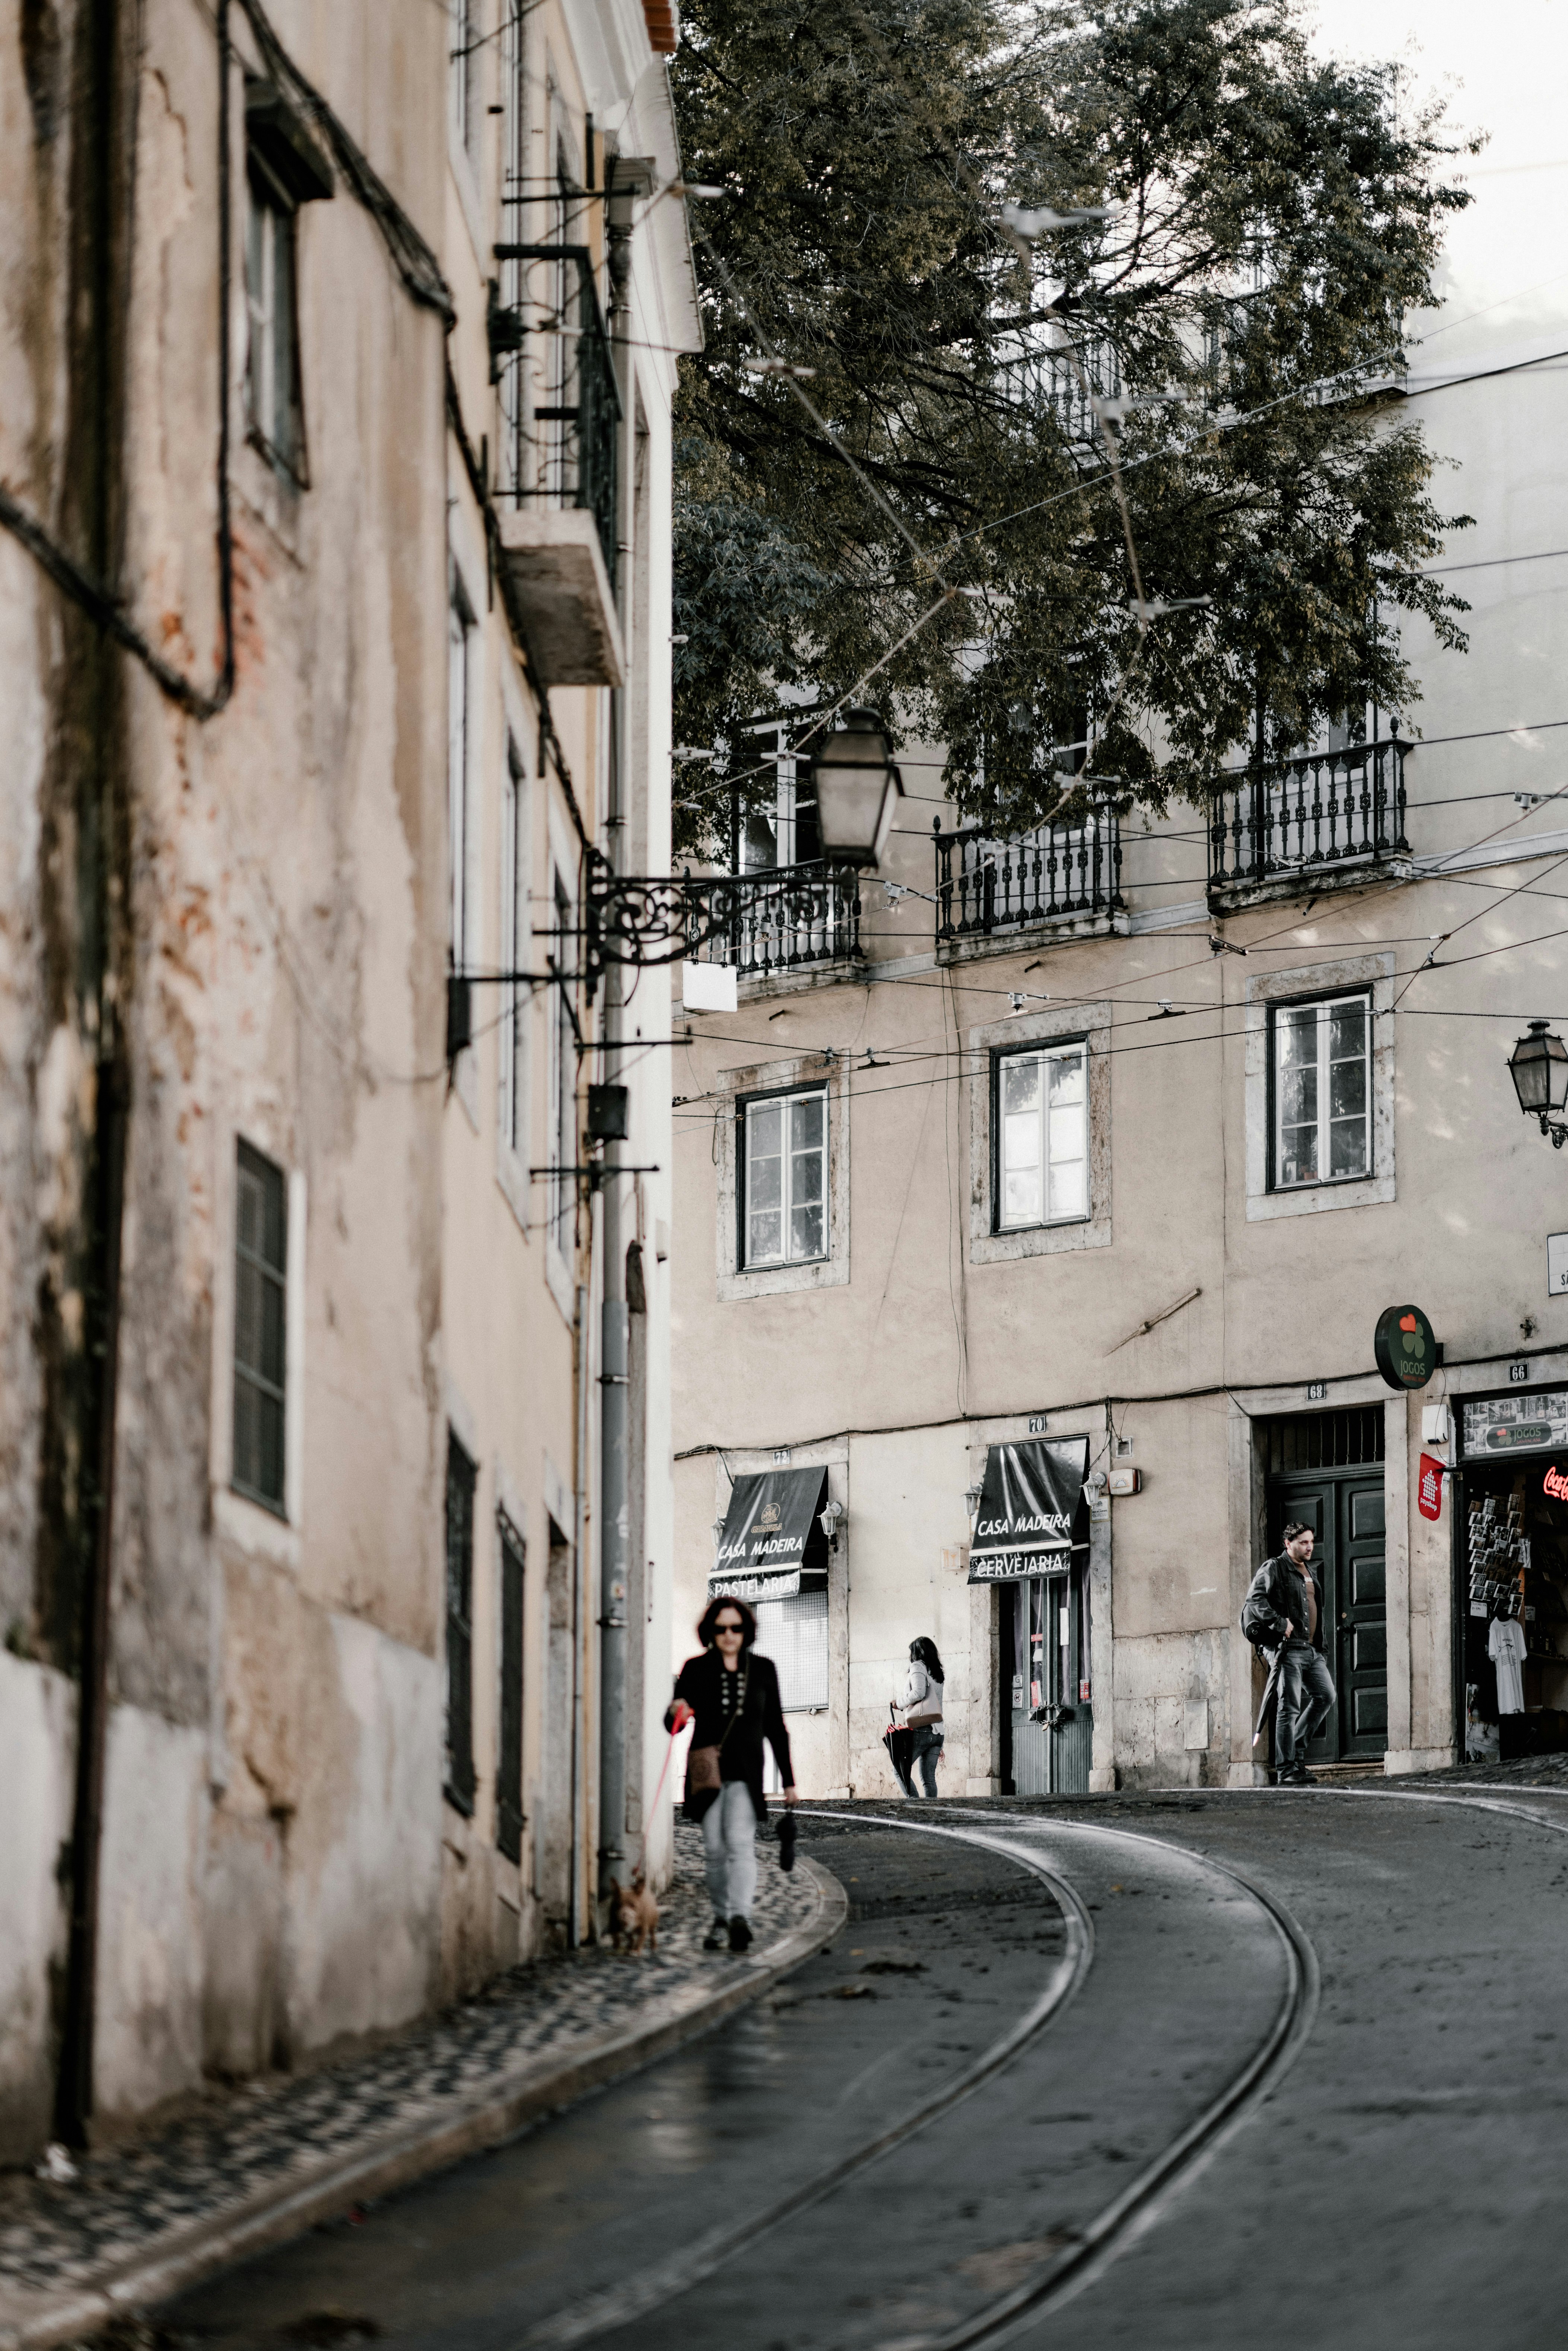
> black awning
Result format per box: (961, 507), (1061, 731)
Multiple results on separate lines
(967, 1438), (1089, 1583)
(709, 1467), (829, 1603)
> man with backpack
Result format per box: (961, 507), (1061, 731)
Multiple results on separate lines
(1241, 1521), (1335, 1786)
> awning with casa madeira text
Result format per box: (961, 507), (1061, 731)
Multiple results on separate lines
(967, 1437), (1090, 1583)
(708, 1467), (830, 1603)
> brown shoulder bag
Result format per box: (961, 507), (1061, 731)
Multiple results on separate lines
(687, 1665), (748, 1798)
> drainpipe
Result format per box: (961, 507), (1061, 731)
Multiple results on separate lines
(594, 160), (642, 1909)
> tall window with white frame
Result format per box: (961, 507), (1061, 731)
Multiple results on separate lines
(500, 748), (528, 1156)
(994, 1041), (1088, 1231)
(445, 1432), (477, 1815)
(549, 876), (576, 1253)
(740, 1087), (828, 1269)
(449, 0), (478, 160)
(233, 1140), (287, 1514)
(448, 584), (473, 984)
(1271, 992), (1371, 1189)
(244, 149), (305, 480)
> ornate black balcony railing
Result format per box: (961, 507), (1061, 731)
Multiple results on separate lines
(490, 242), (620, 590)
(1206, 736), (1409, 902)
(934, 808), (1123, 946)
(687, 862), (862, 980)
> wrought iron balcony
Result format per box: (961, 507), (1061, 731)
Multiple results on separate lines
(1205, 736), (1409, 910)
(686, 863), (862, 982)
(934, 807), (1123, 949)
(490, 242), (623, 685)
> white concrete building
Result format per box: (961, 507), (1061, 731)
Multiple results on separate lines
(671, 322), (1568, 1799)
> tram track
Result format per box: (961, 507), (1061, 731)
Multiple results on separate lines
(516, 1816), (1091, 2350)
(515, 1806), (1320, 2351)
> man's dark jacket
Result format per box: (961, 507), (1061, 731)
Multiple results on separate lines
(1241, 1553), (1326, 1656)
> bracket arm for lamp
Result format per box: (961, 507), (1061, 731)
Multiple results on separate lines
(582, 709), (903, 997)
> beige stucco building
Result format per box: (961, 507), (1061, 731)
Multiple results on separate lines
(0, 0), (692, 2165)
(671, 326), (1568, 1802)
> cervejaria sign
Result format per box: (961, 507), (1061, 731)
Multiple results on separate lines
(1374, 1303), (1437, 1392)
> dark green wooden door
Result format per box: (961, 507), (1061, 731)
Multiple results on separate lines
(1336, 1480), (1388, 1756)
(1266, 1469), (1387, 1762)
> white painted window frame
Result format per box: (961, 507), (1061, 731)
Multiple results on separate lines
(1244, 952), (1394, 1223)
(995, 1038), (1090, 1232)
(1270, 989), (1373, 1192)
(715, 1053), (850, 1303)
(968, 1000), (1111, 1266)
(741, 1085), (830, 1269)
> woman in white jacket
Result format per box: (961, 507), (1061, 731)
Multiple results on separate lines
(894, 1637), (945, 1798)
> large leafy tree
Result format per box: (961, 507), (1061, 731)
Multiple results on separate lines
(670, 0), (1473, 850)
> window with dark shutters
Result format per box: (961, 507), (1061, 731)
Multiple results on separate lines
(497, 1511), (526, 1861)
(445, 1434), (478, 1815)
(233, 1141), (287, 1514)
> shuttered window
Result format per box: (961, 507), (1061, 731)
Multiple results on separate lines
(497, 1511), (526, 1861)
(445, 1434), (478, 1815)
(233, 1141), (287, 1514)
(754, 1588), (830, 1712)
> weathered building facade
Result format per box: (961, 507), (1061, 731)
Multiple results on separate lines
(671, 328), (1568, 1800)
(0, 0), (691, 2164)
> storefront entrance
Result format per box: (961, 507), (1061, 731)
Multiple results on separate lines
(1000, 1566), (1092, 1796)
(1454, 1389), (1568, 1757)
(1262, 1409), (1387, 1763)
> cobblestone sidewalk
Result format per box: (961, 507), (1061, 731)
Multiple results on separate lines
(0, 1822), (826, 2345)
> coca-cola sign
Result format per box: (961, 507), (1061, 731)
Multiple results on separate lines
(1545, 1466), (1568, 1503)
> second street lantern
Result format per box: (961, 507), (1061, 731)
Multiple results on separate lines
(807, 707), (904, 869)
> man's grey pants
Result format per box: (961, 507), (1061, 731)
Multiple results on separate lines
(702, 1780), (758, 1921)
(1275, 1642), (1336, 1768)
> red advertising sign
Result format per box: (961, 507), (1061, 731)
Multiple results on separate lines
(1417, 1453), (1446, 1521)
(1545, 1465), (1568, 1503)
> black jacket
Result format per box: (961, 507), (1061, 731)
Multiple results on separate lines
(1242, 1553), (1326, 1655)
(667, 1647), (794, 1819)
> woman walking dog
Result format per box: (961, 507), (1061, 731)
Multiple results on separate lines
(667, 1595), (797, 1953)
(891, 1636), (946, 1798)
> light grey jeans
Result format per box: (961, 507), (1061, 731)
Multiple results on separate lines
(702, 1780), (759, 1921)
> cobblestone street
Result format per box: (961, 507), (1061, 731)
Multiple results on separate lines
(0, 1825), (812, 2318)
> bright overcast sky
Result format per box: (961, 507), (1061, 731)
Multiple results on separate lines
(1307, 0), (1568, 358)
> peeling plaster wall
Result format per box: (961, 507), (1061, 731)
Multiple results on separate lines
(0, 0), (451, 2157)
(0, 1651), (76, 2151)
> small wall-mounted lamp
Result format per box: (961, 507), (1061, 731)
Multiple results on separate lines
(964, 1480), (985, 1521)
(1509, 1020), (1568, 1146)
(820, 1498), (845, 1547)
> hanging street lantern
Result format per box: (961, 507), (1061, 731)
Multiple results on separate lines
(1509, 1020), (1568, 1147)
(806, 707), (905, 870)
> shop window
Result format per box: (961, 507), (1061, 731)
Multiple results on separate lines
(754, 1588), (830, 1712)
(445, 1432), (478, 1815)
(496, 1510), (525, 1861)
(993, 1041), (1087, 1232)
(233, 1140), (287, 1514)
(740, 1087), (828, 1269)
(1271, 992), (1371, 1189)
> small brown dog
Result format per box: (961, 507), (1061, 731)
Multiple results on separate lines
(608, 1870), (660, 1956)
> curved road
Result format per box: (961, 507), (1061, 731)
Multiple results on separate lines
(163, 1789), (1568, 2350)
